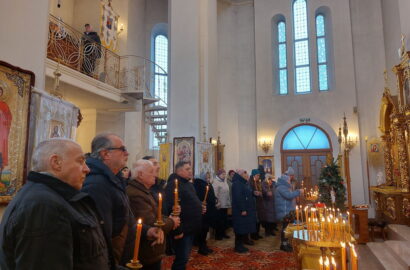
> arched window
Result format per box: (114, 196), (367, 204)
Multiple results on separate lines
(282, 125), (330, 150)
(278, 21), (288, 95)
(153, 35), (168, 104)
(150, 33), (168, 149)
(316, 14), (329, 91)
(293, 0), (311, 93)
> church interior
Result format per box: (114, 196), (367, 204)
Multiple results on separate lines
(0, 0), (410, 269)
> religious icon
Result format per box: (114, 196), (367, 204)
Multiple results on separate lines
(0, 61), (34, 202)
(173, 137), (195, 172)
(258, 156), (274, 175)
(370, 143), (379, 153)
(48, 120), (65, 138)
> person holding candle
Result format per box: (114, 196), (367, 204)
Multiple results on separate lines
(0, 139), (111, 270)
(194, 171), (217, 255)
(82, 133), (164, 267)
(275, 167), (304, 252)
(249, 169), (265, 240)
(127, 160), (180, 270)
(165, 161), (205, 270)
(262, 174), (277, 236)
(232, 169), (257, 253)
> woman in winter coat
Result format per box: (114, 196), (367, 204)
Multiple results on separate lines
(212, 169), (231, 240)
(275, 167), (303, 252)
(231, 170), (257, 253)
(262, 175), (276, 236)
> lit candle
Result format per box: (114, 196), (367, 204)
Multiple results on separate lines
(203, 185), (209, 204)
(351, 244), (358, 270)
(331, 256), (336, 270)
(133, 219), (142, 262)
(319, 256), (324, 270)
(325, 256), (330, 270)
(341, 242), (347, 270)
(158, 193), (162, 223)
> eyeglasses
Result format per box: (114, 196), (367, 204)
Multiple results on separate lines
(106, 146), (128, 152)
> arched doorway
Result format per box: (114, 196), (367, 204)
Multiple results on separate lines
(281, 124), (332, 188)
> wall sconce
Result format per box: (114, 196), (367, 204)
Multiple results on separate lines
(210, 137), (218, 145)
(258, 138), (272, 154)
(338, 114), (358, 153)
(118, 23), (124, 35)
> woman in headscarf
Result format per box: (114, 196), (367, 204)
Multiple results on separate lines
(249, 169), (265, 240)
(212, 169), (231, 240)
(275, 167), (304, 252)
(262, 174), (276, 236)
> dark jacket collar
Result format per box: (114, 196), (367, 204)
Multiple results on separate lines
(232, 173), (247, 184)
(128, 179), (151, 195)
(169, 173), (190, 184)
(28, 171), (88, 202)
(86, 157), (125, 191)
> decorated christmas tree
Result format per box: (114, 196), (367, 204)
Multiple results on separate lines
(318, 158), (346, 210)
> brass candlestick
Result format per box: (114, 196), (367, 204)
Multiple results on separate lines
(126, 260), (142, 269)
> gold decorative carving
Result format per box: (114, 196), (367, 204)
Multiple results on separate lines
(386, 197), (396, 220)
(403, 198), (410, 218)
(381, 133), (394, 186)
(392, 117), (410, 191)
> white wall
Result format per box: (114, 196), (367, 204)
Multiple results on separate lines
(0, 0), (50, 90)
(49, 0), (75, 25)
(217, 1), (257, 173)
(252, 0), (369, 204)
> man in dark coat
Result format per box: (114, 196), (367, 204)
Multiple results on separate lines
(82, 23), (102, 76)
(193, 172), (217, 255)
(164, 161), (205, 270)
(262, 175), (276, 236)
(0, 139), (111, 270)
(231, 170), (257, 253)
(127, 160), (180, 270)
(249, 169), (265, 240)
(82, 133), (163, 267)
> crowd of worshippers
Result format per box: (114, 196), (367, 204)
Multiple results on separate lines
(0, 133), (304, 270)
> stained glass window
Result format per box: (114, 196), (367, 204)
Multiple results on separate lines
(316, 14), (329, 91)
(293, 0), (311, 93)
(282, 125), (331, 150)
(278, 21), (288, 95)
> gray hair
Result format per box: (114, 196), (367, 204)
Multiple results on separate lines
(32, 138), (79, 171)
(90, 133), (118, 159)
(131, 159), (153, 179)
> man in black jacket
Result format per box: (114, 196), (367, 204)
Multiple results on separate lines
(82, 133), (163, 267)
(0, 138), (111, 270)
(165, 161), (206, 270)
(81, 23), (101, 76)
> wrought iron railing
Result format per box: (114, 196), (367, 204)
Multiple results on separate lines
(47, 14), (120, 88)
(47, 15), (169, 142)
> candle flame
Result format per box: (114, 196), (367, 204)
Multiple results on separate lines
(331, 256), (336, 266)
(325, 257), (330, 266)
(341, 242), (346, 248)
(159, 193), (162, 199)
(319, 256), (323, 265)
(138, 218), (142, 224)
(352, 245), (357, 258)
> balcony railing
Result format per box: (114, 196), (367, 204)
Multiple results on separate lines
(47, 14), (168, 101)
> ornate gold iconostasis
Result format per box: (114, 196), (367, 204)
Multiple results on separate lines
(371, 48), (410, 225)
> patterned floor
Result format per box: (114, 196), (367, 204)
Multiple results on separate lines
(162, 229), (297, 270)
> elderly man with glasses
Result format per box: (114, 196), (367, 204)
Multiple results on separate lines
(82, 133), (164, 268)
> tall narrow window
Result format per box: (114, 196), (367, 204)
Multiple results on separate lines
(154, 35), (168, 104)
(316, 14), (329, 91)
(278, 21), (288, 95)
(150, 34), (168, 149)
(293, 0), (311, 93)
